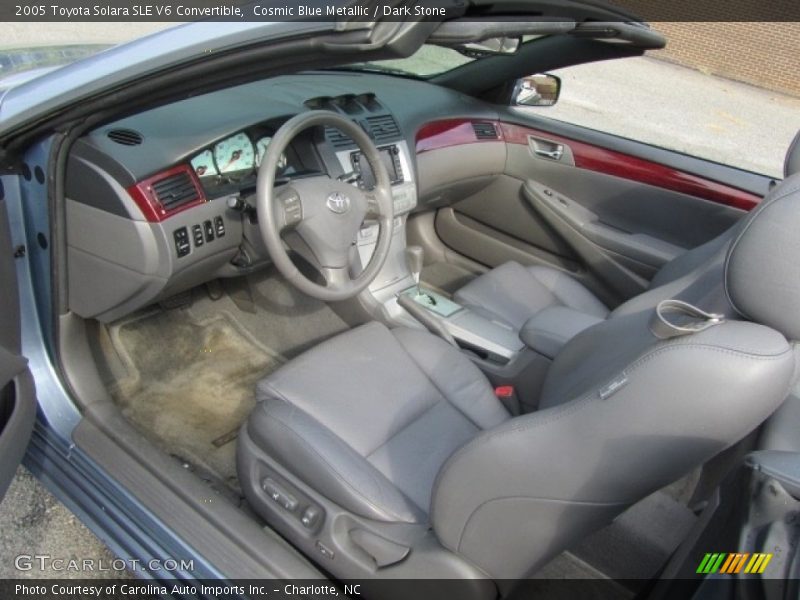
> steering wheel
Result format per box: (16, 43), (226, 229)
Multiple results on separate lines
(256, 111), (394, 301)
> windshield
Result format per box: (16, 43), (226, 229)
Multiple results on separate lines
(343, 44), (476, 78)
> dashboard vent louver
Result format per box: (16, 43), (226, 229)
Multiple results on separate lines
(151, 171), (199, 211)
(366, 115), (400, 143)
(325, 126), (355, 149)
(107, 128), (144, 146)
(472, 122), (499, 140)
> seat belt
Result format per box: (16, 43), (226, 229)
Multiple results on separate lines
(650, 299), (725, 339)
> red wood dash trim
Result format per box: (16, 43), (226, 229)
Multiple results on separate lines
(500, 122), (760, 211)
(416, 119), (502, 154)
(127, 164), (207, 223)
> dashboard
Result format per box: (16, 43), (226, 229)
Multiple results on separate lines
(64, 72), (505, 322)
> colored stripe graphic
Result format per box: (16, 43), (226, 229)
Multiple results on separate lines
(699, 553), (773, 574)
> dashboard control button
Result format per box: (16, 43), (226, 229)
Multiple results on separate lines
(192, 224), (204, 247)
(214, 216), (225, 237)
(203, 220), (215, 242)
(173, 227), (190, 257)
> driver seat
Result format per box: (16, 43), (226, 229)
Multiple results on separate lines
(238, 175), (800, 596)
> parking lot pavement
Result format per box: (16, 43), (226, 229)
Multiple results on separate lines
(527, 55), (800, 178)
(3, 23), (176, 46)
(0, 467), (126, 579)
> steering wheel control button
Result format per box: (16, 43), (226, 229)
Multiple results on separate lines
(282, 193), (302, 226)
(214, 216), (226, 237)
(173, 227), (190, 257)
(262, 477), (298, 512)
(326, 191), (351, 214)
(203, 220), (215, 242)
(191, 224), (204, 247)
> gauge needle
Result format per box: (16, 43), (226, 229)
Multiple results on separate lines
(223, 150), (242, 171)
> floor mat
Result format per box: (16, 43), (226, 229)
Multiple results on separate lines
(571, 488), (698, 586)
(108, 309), (282, 493)
(188, 270), (351, 361)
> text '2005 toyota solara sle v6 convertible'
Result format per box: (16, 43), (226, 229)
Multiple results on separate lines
(0, 3), (799, 599)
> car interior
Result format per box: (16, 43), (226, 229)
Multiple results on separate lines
(15, 15), (800, 599)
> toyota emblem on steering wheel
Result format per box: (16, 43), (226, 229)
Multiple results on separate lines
(326, 191), (351, 214)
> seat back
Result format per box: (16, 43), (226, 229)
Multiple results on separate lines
(431, 175), (800, 584)
(645, 128), (799, 293)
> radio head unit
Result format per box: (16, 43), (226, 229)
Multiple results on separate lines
(350, 144), (404, 188)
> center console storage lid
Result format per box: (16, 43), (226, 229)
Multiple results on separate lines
(520, 306), (604, 359)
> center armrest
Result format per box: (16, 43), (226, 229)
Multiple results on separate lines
(520, 306), (605, 359)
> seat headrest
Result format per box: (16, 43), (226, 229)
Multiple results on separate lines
(786, 130), (800, 178)
(725, 174), (800, 339)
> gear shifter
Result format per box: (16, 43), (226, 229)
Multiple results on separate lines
(404, 245), (424, 296)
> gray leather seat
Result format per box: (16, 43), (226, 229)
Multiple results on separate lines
(454, 130), (800, 333)
(239, 174), (800, 594)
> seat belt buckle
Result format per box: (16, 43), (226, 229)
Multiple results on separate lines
(495, 385), (515, 399)
(495, 385), (520, 414)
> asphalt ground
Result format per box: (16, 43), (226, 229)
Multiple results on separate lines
(0, 23), (799, 580)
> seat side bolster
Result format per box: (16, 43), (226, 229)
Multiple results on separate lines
(431, 324), (795, 580)
(248, 395), (426, 524)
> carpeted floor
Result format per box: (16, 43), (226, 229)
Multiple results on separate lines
(102, 267), (351, 496)
(108, 310), (280, 494)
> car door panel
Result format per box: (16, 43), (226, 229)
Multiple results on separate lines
(439, 116), (768, 302)
(0, 190), (36, 503)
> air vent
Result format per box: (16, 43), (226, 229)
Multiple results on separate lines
(366, 115), (400, 143)
(325, 126), (355, 149)
(151, 171), (199, 211)
(107, 128), (144, 146)
(472, 122), (499, 140)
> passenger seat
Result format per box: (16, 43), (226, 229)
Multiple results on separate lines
(454, 130), (800, 332)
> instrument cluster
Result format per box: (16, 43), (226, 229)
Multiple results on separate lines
(190, 131), (290, 183)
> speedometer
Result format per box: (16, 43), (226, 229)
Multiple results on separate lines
(255, 136), (288, 171)
(213, 132), (255, 176)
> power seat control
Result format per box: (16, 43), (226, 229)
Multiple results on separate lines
(300, 505), (321, 529)
(316, 541), (335, 560)
(262, 477), (298, 512)
(192, 224), (204, 247)
(173, 227), (190, 258)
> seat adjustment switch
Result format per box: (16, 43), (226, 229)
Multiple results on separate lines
(262, 477), (298, 512)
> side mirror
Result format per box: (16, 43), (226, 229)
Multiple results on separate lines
(513, 74), (561, 107)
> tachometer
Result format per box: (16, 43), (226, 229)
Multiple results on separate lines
(213, 132), (255, 176)
(255, 136), (288, 171)
(190, 149), (218, 178)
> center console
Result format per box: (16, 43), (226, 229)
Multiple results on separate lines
(336, 140), (526, 368)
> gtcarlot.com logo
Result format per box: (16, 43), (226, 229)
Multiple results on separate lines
(14, 554), (194, 573)
(696, 552), (772, 575)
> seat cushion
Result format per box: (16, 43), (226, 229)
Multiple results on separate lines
(245, 322), (509, 523)
(454, 261), (609, 331)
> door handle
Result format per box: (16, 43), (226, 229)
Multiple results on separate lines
(534, 146), (563, 161)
